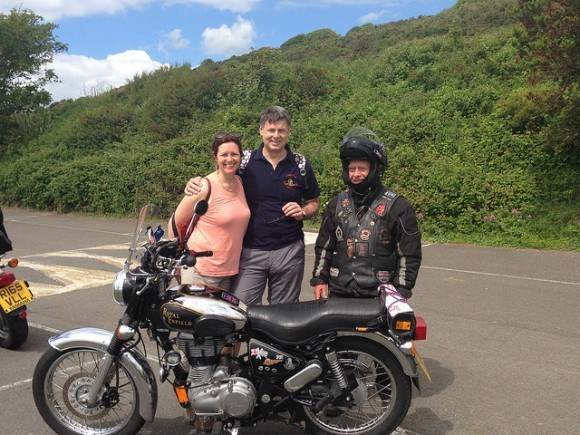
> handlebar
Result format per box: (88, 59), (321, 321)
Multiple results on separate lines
(178, 250), (213, 268)
(195, 250), (213, 257)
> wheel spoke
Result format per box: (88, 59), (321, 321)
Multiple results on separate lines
(38, 349), (139, 434)
(304, 339), (410, 434)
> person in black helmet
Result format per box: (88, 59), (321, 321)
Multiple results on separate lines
(311, 127), (422, 299)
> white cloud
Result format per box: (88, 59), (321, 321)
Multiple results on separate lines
(0, 0), (259, 19)
(44, 50), (167, 101)
(359, 10), (387, 24)
(166, 0), (259, 14)
(277, 0), (386, 7)
(0, 0), (154, 20)
(202, 16), (255, 58)
(157, 28), (190, 56)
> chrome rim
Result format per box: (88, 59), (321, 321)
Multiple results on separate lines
(305, 349), (395, 434)
(43, 349), (138, 435)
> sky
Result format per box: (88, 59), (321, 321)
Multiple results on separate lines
(1, 0), (457, 102)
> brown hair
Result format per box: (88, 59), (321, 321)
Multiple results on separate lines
(212, 132), (242, 157)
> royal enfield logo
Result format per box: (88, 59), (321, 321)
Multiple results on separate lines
(162, 306), (193, 327)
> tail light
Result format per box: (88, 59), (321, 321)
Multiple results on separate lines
(0, 272), (16, 287)
(414, 316), (427, 341)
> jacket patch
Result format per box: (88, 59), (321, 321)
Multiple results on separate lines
(335, 226), (344, 241)
(379, 228), (391, 244)
(375, 203), (386, 216)
(359, 229), (371, 241)
(377, 270), (391, 282)
(346, 238), (354, 258)
(356, 242), (369, 257)
(284, 174), (299, 188)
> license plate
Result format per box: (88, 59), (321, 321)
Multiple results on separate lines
(0, 280), (33, 313)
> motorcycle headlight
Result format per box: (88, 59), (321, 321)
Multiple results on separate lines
(113, 270), (135, 306)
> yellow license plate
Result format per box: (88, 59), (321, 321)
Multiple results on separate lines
(0, 280), (33, 313)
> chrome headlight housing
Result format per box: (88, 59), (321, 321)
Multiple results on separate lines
(113, 270), (136, 306)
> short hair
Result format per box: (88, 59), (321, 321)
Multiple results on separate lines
(260, 106), (291, 128)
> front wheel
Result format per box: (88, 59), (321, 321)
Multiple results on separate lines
(0, 309), (28, 349)
(33, 347), (145, 435)
(302, 337), (412, 435)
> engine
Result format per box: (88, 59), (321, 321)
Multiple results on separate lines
(176, 332), (257, 418)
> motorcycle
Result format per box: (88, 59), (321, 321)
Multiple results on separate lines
(0, 206), (33, 350)
(0, 255), (33, 349)
(32, 201), (429, 435)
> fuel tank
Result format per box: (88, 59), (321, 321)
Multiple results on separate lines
(161, 285), (247, 335)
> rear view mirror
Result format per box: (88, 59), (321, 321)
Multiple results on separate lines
(194, 200), (208, 216)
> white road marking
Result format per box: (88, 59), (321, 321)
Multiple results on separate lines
(0, 378), (33, 392)
(22, 261), (119, 297)
(17, 244), (130, 297)
(423, 266), (580, 286)
(28, 322), (60, 333)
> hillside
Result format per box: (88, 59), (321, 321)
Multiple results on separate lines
(0, 0), (578, 250)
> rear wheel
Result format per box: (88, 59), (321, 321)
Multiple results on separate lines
(33, 347), (145, 435)
(0, 309), (28, 349)
(302, 337), (412, 435)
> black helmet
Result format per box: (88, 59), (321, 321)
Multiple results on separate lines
(339, 127), (387, 188)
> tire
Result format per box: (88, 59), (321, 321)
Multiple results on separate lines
(302, 337), (412, 435)
(33, 347), (146, 435)
(0, 309), (28, 349)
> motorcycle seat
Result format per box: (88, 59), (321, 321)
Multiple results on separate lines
(247, 298), (384, 345)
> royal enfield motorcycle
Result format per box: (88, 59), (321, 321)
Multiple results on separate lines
(33, 201), (429, 434)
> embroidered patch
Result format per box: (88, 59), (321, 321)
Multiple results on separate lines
(377, 270), (391, 282)
(335, 226), (344, 241)
(375, 203), (386, 216)
(342, 198), (350, 207)
(284, 174), (299, 188)
(379, 228), (391, 244)
(356, 242), (369, 257)
(330, 267), (339, 277)
(346, 238), (355, 258)
(359, 229), (371, 241)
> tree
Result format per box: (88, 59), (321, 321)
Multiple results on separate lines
(0, 8), (67, 145)
(517, 0), (579, 86)
(516, 0), (579, 160)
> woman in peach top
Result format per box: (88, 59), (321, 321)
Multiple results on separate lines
(169, 132), (250, 290)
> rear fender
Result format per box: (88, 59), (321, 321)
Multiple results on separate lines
(48, 327), (158, 422)
(336, 330), (418, 377)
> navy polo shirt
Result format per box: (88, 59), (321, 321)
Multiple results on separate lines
(240, 144), (320, 250)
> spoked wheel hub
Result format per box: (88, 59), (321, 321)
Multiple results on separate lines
(63, 373), (111, 420)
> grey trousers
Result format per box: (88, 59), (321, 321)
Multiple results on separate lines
(232, 239), (305, 306)
(181, 267), (233, 291)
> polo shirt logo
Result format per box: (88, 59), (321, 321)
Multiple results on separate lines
(284, 174), (299, 188)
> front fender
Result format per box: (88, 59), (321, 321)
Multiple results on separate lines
(48, 327), (158, 423)
(337, 330), (418, 377)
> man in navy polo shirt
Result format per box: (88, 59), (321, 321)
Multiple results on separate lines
(185, 106), (320, 305)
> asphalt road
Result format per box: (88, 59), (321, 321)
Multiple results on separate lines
(1, 207), (579, 435)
